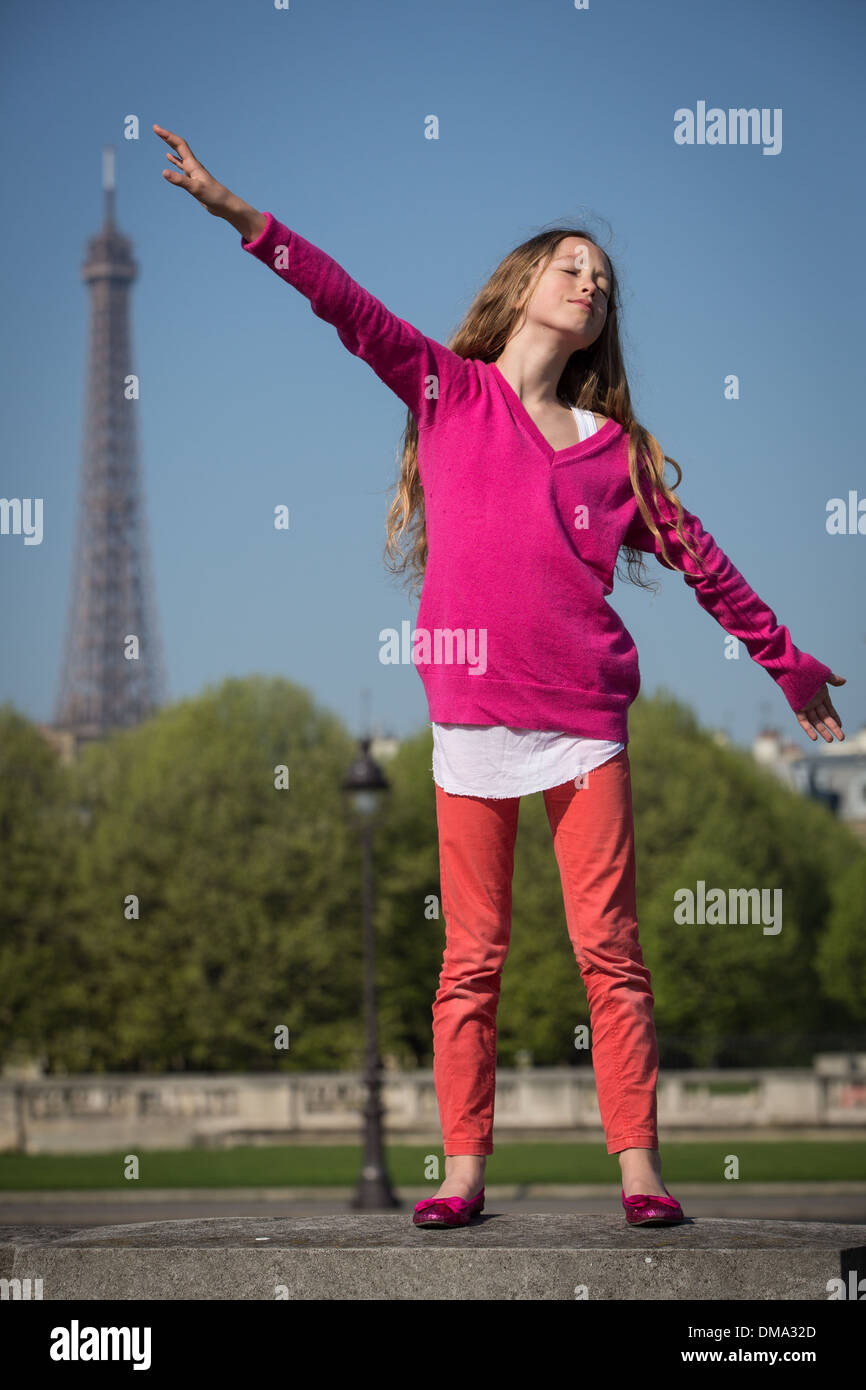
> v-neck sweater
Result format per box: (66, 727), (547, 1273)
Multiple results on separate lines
(240, 211), (835, 744)
(429, 406), (624, 797)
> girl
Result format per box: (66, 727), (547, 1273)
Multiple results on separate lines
(154, 124), (846, 1229)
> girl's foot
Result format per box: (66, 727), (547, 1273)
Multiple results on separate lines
(430, 1157), (487, 1201)
(618, 1147), (668, 1198)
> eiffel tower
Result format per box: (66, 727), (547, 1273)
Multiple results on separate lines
(53, 146), (167, 750)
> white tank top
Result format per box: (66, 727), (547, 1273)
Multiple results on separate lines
(431, 404), (625, 797)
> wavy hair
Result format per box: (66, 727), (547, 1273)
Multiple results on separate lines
(383, 224), (712, 603)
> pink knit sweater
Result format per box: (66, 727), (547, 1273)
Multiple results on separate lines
(241, 211), (833, 743)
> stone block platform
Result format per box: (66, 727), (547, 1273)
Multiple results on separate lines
(2, 1213), (866, 1300)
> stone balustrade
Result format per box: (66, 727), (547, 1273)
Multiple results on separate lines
(1, 1054), (864, 1154)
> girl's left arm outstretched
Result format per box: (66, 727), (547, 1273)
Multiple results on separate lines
(624, 487), (845, 744)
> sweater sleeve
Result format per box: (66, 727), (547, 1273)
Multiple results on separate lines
(623, 475), (834, 715)
(240, 211), (473, 429)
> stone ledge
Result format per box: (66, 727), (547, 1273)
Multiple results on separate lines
(1, 1181), (866, 1204)
(2, 1214), (865, 1300)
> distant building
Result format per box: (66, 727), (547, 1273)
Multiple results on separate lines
(33, 723), (78, 767)
(752, 723), (866, 842)
(369, 730), (400, 762)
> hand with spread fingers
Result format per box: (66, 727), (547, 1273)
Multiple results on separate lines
(152, 124), (231, 216)
(795, 674), (846, 743)
(153, 123), (267, 243)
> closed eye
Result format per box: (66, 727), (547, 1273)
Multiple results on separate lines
(561, 269), (608, 296)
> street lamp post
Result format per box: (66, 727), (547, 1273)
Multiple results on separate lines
(341, 735), (400, 1210)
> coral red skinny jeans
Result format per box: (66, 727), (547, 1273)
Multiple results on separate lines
(432, 747), (659, 1156)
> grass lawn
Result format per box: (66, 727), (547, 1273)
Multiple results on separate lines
(0, 1140), (864, 1190)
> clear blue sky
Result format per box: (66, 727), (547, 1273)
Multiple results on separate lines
(2, 0), (862, 750)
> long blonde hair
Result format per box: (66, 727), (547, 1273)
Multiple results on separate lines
(384, 224), (710, 603)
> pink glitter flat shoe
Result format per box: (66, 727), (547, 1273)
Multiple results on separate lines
(413, 1187), (485, 1228)
(621, 1187), (684, 1226)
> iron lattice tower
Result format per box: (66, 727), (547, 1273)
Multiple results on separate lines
(54, 146), (167, 742)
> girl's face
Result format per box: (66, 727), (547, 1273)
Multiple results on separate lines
(523, 238), (611, 346)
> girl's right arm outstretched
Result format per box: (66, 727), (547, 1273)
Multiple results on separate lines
(153, 124), (473, 430)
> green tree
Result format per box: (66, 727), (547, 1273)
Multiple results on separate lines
(49, 677), (368, 1071)
(0, 705), (77, 1067)
(2, 684), (863, 1075)
(495, 692), (863, 1067)
(816, 852), (866, 1020)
